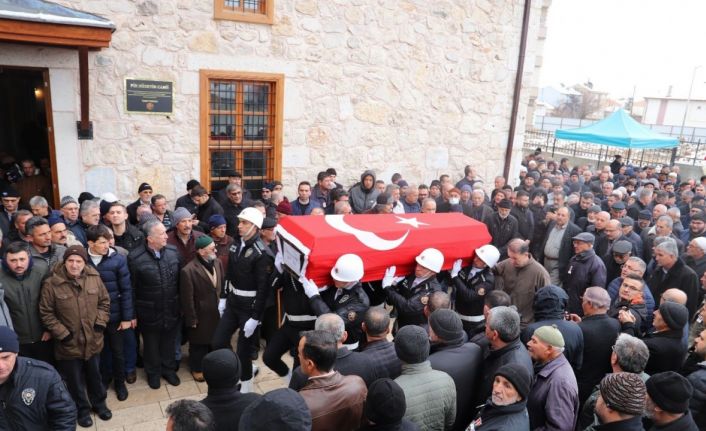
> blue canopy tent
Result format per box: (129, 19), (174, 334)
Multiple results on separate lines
(555, 109), (679, 166)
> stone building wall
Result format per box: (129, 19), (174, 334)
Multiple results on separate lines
(1, 0), (549, 200)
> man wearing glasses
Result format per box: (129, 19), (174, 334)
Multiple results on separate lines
(221, 184), (252, 239)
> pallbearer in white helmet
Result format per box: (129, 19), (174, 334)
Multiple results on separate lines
(300, 254), (371, 350)
(381, 248), (444, 332)
(449, 244), (500, 335)
(211, 207), (273, 393)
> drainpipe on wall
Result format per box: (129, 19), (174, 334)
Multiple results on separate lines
(503, 0), (533, 181)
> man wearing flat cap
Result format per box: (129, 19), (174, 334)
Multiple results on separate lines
(526, 324), (579, 431)
(564, 232), (606, 315)
(0, 326), (77, 429)
(39, 245), (112, 427)
(593, 372), (646, 430)
(645, 371), (699, 430)
(487, 199), (520, 260)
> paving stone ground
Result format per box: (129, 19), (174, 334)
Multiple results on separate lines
(85, 342), (290, 430)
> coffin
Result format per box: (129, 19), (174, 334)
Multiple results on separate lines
(275, 213), (492, 285)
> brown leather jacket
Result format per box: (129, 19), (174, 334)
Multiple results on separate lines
(299, 371), (367, 431)
(39, 264), (110, 360)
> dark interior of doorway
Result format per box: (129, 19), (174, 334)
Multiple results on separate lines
(0, 67), (50, 181)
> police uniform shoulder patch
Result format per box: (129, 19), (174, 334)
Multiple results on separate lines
(21, 388), (36, 406)
(229, 245), (238, 254)
(339, 294), (349, 303)
(347, 310), (356, 321)
(420, 295), (429, 305)
(244, 248), (253, 258)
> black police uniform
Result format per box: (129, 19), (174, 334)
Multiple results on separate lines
(262, 270), (317, 377)
(0, 356), (77, 430)
(385, 275), (441, 331)
(452, 266), (495, 336)
(211, 233), (273, 381)
(309, 282), (370, 349)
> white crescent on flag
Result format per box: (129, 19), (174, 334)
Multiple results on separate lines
(325, 215), (410, 251)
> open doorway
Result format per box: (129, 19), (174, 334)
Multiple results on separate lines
(0, 66), (57, 208)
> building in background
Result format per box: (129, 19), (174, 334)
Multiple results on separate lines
(0, 0), (550, 201)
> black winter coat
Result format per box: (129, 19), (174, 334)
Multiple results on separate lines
(565, 249), (607, 315)
(309, 282), (369, 346)
(429, 341), (482, 431)
(88, 248), (133, 323)
(577, 314), (620, 404)
(361, 339), (401, 380)
(453, 266), (494, 319)
(476, 338), (533, 406)
(487, 213), (519, 259)
(385, 275), (441, 330)
(645, 258), (700, 316)
(224, 234), (273, 320)
(201, 388), (261, 431)
(195, 197), (224, 233)
(522, 285), (584, 370)
(643, 329), (689, 375)
(472, 399), (530, 430)
(537, 221), (582, 283)
(0, 357), (76, 430)
(128, 244), (182, 331)
(289, 347), (376, 391)
(113, 223), (145, 253)
(686, 362), (706, 430)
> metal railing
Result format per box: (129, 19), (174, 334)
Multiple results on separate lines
(523, 129), (706, 167)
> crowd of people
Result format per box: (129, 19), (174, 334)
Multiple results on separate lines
(0, 155), (704, 430)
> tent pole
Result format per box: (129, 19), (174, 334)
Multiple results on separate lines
(627, 148), (632, 166)
(639, 149), (645, 167)
(597, 145), (603, 170)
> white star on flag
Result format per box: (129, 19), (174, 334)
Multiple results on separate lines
(395, 216), (429, 229)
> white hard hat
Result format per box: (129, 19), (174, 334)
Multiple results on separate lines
(475, 244), (500, 268)
(330, 254), (364, 282)
(237, 207), (264, 229)
(415, 248), (444, 273)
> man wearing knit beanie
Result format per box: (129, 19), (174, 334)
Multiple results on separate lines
(471, 363), (530, 429)
(40, 242), (112, 427)
(201, 349), (261, 431)
(0, 327), (77, 428)
(363, 378), (417, 430)
(645, 371), (698, 430)
(526, 325), (579, 431)
(394, 325), (456, 430)
(594, 373), (646, 430)
(428, 309), (482, 431)
(208, 214), (234, 271)
(643, 302), (690, 375)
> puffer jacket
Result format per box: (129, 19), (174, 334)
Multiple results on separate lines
(128, 243), (181, 331)
(0, 258), (49, 344)
(687, 361), (706, 430)
(0, 356), (77, 430)
(521, 285), (584, 370)
(349, 170), (380, 214)
(88, 248), (133, 323)
(394, 361), (456, 431)
(39, 264), (110, 360)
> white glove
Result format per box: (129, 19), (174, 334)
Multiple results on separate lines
(218, 298), (226, 317)
(450, 259), (462, 278)
(243, 318), (259, 338)
(300, 276), (320, 298)
(274, 251), (283, 273)
(382, 266), (397, 288)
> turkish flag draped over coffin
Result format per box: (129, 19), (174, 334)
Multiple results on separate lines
(275, 213), (492, 286)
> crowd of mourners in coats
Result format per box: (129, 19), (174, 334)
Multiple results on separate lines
(0, 152), (704, 431)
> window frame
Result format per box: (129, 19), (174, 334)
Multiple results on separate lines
(199, 70), (284, 192)
(213, 0), (274, 25)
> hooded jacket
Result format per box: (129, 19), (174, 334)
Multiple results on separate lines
(521, 285), (584, 370)
(349, 170), (380, 214)
(0, 257), (49, 344)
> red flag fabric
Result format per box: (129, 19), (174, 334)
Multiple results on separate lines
(276, 213), (492, 286)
